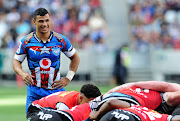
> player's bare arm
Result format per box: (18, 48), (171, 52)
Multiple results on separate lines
(106, 82), (135, 94)
(106, 81), (180, 95)
(68, 51), (80, 73)
(171, 115), (180, 121)
(165, 91), (180, 107)
(52, 51), (80, 89)
(132, 81), (180, 92)
(13, 58), (34, 85)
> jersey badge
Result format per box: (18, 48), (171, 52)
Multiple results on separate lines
(40, 46), (51, 55)
(52, 47), (60, 56)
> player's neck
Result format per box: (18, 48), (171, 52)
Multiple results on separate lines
(36, 31), (51, 43)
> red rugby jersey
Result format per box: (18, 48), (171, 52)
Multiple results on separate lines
(32, 91), (79, 109)
(65, 103), (91, 121)
(123, 105), (170, 121)
(118, 86), (162, 109)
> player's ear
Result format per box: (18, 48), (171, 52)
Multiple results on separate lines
(33, 19), (36, 25)
(79, 95), (84, 102)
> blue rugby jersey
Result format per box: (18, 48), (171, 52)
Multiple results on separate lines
(14, 31), (76, 89)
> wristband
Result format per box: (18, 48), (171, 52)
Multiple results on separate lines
(66, 70), (75, 81)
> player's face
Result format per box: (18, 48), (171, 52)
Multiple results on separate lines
(33, 14), (50, 34)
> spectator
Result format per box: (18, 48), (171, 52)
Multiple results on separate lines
(112, 45), (130, 85)
(0, 0), (107, 50)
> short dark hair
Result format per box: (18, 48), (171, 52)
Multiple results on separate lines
(33, 8), (49, 20)
(80, 84), (101, 99)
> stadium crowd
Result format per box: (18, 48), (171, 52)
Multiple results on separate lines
(0, 0), (108, 52)
(1, 0), (180, 53)
(129, 0), (180, 52)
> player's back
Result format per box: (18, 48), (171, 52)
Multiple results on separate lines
(118, 86), (162, 109)
(56, 91), (80, 109)
(32, 91), (79, 109)
(123, 105), (170, 121)
(65, 103), (91, 121)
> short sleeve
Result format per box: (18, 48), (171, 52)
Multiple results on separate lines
(56, 102), (70, 110)
(60, 34), (76, 57)
(14, 37), (27, 62)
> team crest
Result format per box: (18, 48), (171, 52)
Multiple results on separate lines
(52, 47), (60, 56)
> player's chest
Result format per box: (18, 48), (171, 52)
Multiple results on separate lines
(26, 42), (63, 61)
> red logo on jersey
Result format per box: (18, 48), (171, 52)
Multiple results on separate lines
(39, 58), (51, 69)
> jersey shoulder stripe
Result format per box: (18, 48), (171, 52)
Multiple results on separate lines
(52, 31), (67, 50)
(25, 32), (34, 42)
(52, 31), (63, 42)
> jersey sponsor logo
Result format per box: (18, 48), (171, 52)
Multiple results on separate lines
(40, 70), (50, 74)
(40, 46), (51, 55)
(37, 111), (53, 120)
(131, 106), (162, 120)
(30, 48), (38, 54)
(129, 88), (149, 98)
(39, 58), (51, 69)
(111, 111), (130, 120)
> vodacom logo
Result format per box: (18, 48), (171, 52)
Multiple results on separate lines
(39, 58), (51, 69)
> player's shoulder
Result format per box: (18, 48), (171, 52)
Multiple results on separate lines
(52, 31), (69, 41)
(68, 91), (80, 95)
(20, 32), (34, 43)
(60, 91), (79, 95)
(25, 32), (34, 41)
(52, 31), (63, 39)
(52, 31), (66, 39)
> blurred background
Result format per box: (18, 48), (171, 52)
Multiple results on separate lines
(0, 0), (180, 85)
(1, 0), (180, 120)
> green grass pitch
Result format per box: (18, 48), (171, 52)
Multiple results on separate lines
(0, 83), (115, 121)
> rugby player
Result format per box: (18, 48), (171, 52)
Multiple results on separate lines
(27, 102), (92, 121)
(27, 83), (101, 118)
(13, 7), (80, 113)
(27, 98), (180, 121)
(90, 99), (180, 121)
(90, 81), (180, 114)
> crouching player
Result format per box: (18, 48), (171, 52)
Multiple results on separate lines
(27, 102), (91, 121)
(27, 83), (101, 121)
(89, 99), (180, 121)
(28, 83), (101, 112)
